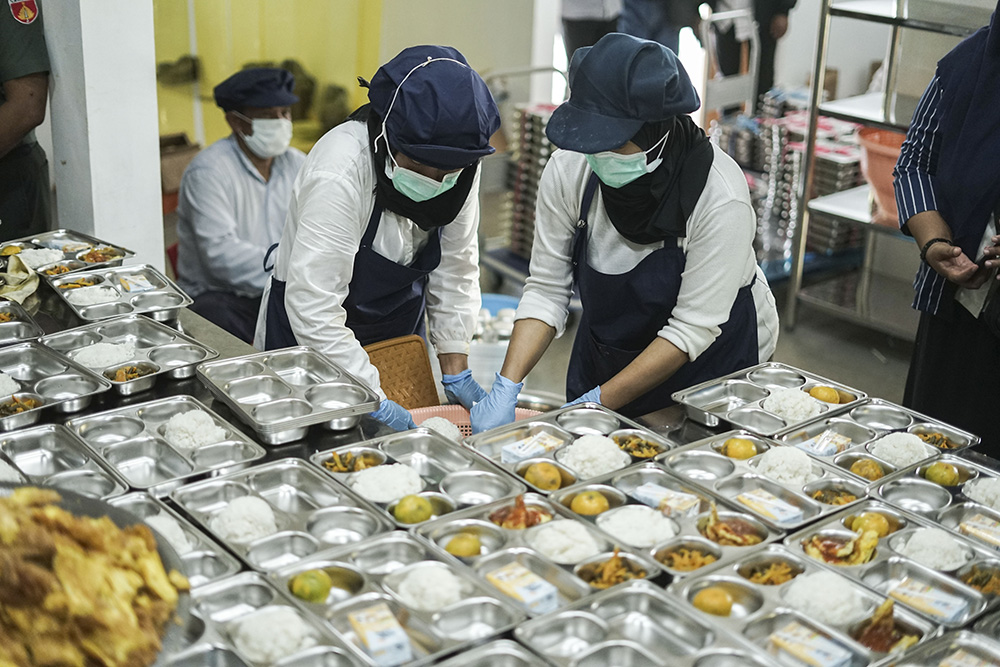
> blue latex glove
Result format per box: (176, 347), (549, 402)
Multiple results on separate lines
(470, 372), (523, 434)
(441, 369), (487, 409)
(370, 399), (416, 431)
(563, 386), (602, 408)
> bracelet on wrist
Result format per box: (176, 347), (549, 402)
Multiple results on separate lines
(920, 237), (954, 263)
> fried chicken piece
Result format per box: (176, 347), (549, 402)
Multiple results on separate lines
(854, 600), (920, 653)
(0, 551), (57, 606)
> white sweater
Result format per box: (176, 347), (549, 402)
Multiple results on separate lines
(516, 144), (779, 363)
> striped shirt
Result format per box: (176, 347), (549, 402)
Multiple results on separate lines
(893, 76), (949, 314)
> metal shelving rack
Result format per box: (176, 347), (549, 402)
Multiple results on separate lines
(785, 0), (991, 339)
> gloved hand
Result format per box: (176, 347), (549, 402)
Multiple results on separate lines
(370, 399), (416, 431)
(441, 369), (487, 410)
(563, 386), (602, 408)
(470, 372), (523, 434)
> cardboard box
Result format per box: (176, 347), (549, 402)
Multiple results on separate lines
(159, 133), (200, 194)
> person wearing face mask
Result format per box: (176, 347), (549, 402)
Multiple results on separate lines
(253, 46), (500, 431)
(471, 33), (779, 433)
(176, 67), (305, 343)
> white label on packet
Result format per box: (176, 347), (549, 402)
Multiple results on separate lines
(959, 514), (1000, 549)
(118, 274), (156, 293)
(769, 620), (852, 667)
(939, 648), (1000, 667)
(486, 561), (558, 614)
(797, 430), (852, 457)
(633, 482), (701, 518)
(736, 488), (804, 525)
(888, 577), (968, 622)
(501, 432), (564, 464)
(347, 602), (412, 667)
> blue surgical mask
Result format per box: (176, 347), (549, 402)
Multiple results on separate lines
(585, 132), (670, 188)
(386, 153), (461, 202)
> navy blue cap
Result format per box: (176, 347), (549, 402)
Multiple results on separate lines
(546, 33), (700, 153)
(368, 45), (501, 170)
(214, 68), (299, 112)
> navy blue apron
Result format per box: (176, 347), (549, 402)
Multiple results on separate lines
(566, 173), (759, 417)
(263, 204), (442, 350)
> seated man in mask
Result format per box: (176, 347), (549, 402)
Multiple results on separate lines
(177, 67), (305, 342)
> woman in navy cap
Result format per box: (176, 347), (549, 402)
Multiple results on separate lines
(254, 46), (500, 430)
(472, 33), (779, 431)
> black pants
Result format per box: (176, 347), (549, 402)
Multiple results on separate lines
(714, 21), (779, 114)
(190, 291), (262, 344)
(0, 142), (51, 242)
(562, 17), (619, 61)
(905, 304), (1000, 458)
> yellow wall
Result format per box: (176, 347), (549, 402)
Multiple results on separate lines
(153, 0), (383, 148)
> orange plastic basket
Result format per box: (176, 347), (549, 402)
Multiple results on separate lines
(858, 128), (906, 227)
(410, 404), (540, 438)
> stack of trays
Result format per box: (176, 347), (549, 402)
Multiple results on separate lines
(197, 347), (380, 445)
(66, 396), (266, 495)
(463, 404), (673, 496)
(784, 499), (998, 628)
(667, 544), (937, 667)
(0, 423), (127, 499)
(503, 104), (555, 261)
(272, 532), (528, 665)
(0, 300), (44, 346)
(109, 492), (243, 588)
(310, 429), (525, 529)
(1, 229), (133, 276)
(514, 580), (773, 667)
(662, 431), (868, 532)
(41, 314), (218, 395)
(808, 212), (863, 255)
(416, 493), (666, 617)
(672, 361), (867, 436)
(49, 263), (192, 322)
(548, 461), (783, 579)
(171, 459), (395, 572)
(894, 630), (1000, 666)
(0, 341), (111, 431)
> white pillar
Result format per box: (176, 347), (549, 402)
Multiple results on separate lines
(44, 0), (164, 270)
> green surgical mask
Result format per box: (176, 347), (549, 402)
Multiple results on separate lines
(387, 154), (461, 202)
(585, 132), (669, 188)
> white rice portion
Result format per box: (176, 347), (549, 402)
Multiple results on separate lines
(18, 248), (65, 269)
(762, 388), (822, 422)
(0, 372), (20, 396)
(898, 527), (970, 570)
(869, 433), (929, 468)
(755, 447), (818, 489)
(966, 477), (1000, 511)
(0, 460), (24, 483)
(528, 520), (602, 564)
(74, 341), (136, 369)
(66, 286), (119, 306)
(396, 563), (464, 611)
(146, 514), (193, 555)
(164, 410), (227, 450)
(555, 434), (630, 479)
(210, 496), (277, 544)
(597, 505), (677, 548)
(421, 416), (463, 442)
(350, 463), (424, 503)
(783, 571), (870, 626)
(231, 606), (316, 664)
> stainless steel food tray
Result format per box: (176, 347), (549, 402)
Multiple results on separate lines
(434, 639), (547, 667)
(0, 341), (111, 430)
(416, 492), (665, 617)
(42, 314), (218, 395)
(782, 499), (997, 627)
(670, 361), (866, 436)
(272, 532), (528, 666)
(110, 492), (243, 588)
(890, 630), (1000, 667)
(171, 458), (395, 572)
(310, 428), (526, 529)
(659, 430), (867, 531)
(548, 460), (785, 579)
(183, 571), (366, 667)
(976, 608), (1000, 636)
(464, 404), (674, 495)
(667, 544), (938, 667)
(872, 453), (999, 519)
(49, 263), (192, 322)
(67, 395), (266, 495)
(0, 299), (44, 346)
(1, 228), (133, 275)
(0, 423), (127, 499)
(197, 347), (380, 445)
(514, 579), (773, 667)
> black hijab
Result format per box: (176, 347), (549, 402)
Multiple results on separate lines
(348, 104), (478, 231)
(598, 114), (715, 244)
